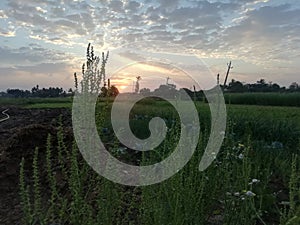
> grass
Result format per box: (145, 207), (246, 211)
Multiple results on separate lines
(224, 92), (300, 107)
(18, 97), (300, 224)
(24, 102), (72, 109)
(0, 97), (73, 108)
(1, 92), (300, 108)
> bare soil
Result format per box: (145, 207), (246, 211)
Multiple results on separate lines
(0, 107), (72, 224)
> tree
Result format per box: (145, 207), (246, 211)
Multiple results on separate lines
(140, 88), (151, 95)
(289, 82), (299, 91)
(154, 84), (178, 99)
(7, 89), (24, 98)
(100, 85), (119, 97)
(109, 85), (119, 97)
(257, 79), (266, 85)
(100, 87), (108, 97)
(270, 83), (280, 92)
(228, 79), (245, 92)
(31, 85), (39, 96)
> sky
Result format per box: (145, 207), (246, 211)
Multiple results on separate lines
(0, 0), (300, 92)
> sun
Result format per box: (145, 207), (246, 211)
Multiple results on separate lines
(119, 85), (128, 90)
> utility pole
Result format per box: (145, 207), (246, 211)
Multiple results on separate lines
(217, 74), (220, 85)
(108, 79), (111, 89)
(223, 61), (233, 87)
(166, 77), (171, 86)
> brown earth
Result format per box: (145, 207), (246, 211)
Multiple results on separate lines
(0, 107), (72, 225)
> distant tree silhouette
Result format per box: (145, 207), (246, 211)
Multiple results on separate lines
(140, 88), (151, 96)
(228, 79), (246, 93)
(100, 86), (108, 97)
(100, 85), (119, 97)
(7, 89), (27, 98)
(5, 86), (68, 98)
(224, 78), (288, 93)
(153, 84), (178, 99)
(289, 82), (299, 92)
(109, 85), (119, 97)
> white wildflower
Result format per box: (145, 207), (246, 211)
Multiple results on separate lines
(234, 192), (240, 197)
(245, 191), (256, 197)
(238, 153), (244, 159)
(280, 201), (290, 206)
(117, 147), (127, 154)
(249, 179), (260, 185)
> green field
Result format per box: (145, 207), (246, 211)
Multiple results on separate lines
(14, 95), (300, 225)
(0, 97), (73, 108)
(224, 92), (300, 107)
(1, 92), (300, 108)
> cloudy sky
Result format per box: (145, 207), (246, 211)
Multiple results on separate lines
(0, 0), (299, 92)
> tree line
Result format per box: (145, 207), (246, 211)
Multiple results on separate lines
(139, 79), (300, 98)
(0, 85), (72, 98)
(0, 84), (120, 98)
(224, 79), (299, 93)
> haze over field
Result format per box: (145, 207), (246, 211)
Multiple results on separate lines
(0, 0), (299, 91)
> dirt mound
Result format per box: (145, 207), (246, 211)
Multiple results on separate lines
(0, 107), (72, 224)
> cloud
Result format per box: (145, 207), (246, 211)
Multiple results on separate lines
(0, 28), (15, 37)
(1, 0), (230, 49)
(126, 1), (141, 11)
(211, 4), (300, 66)
(0, 10), (8, 19)
(0, 62), (74, 90)
(117, 50), (147, 62)
(0, 43), (83, 91)
(0, 0), (299, 90)
(0, 45), (75, 66)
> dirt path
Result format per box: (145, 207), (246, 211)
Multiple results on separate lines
(0, 109), (9, 123)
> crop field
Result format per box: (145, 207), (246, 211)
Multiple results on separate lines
(224, 92), (300, 107)
(0, 96), (295, 225)
(1, 92), (300, 108)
